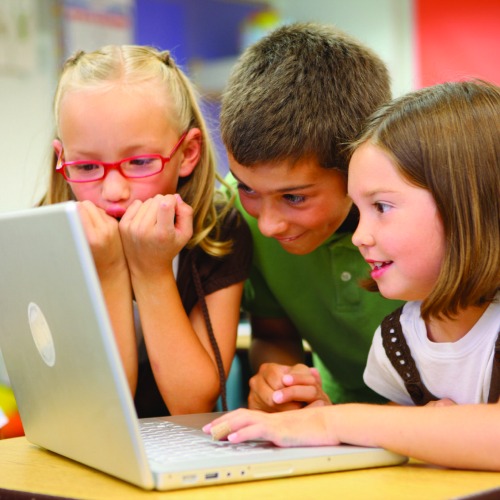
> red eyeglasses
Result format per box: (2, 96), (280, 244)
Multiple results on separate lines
(56, 132), (187, 183)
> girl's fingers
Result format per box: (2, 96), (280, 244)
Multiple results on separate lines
(210, 421), (232, 441)
(155, 195), (179, 232)
(120, 199), (142, 224)
(203, 409), (269, 443)
(77, 200), (103, 230)
(172, 195), (194, 237)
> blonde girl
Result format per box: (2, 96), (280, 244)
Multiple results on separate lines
(41, 45), (252, 417)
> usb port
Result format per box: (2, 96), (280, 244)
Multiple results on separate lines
(205, 472), (219, 480)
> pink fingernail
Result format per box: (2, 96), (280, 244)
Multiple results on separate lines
(273, 391), (283, 403)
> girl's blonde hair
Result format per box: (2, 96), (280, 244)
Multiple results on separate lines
(42, 45), (234, 256)
(350, 80), (500, 320)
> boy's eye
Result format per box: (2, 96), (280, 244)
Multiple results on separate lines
(237, 182), (255, 195)
(284, 194), (306, 205)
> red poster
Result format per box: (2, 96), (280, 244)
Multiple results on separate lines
(415, 0), (500, 87)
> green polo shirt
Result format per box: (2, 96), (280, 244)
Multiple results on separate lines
(229, 175), (404, 403)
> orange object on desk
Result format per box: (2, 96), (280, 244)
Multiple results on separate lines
(0, 385), (24, 439)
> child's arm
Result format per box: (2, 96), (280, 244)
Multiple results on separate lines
(120, 194), (240, 414)
(77, 201), (137, 392)
(204, 402), (500, 471)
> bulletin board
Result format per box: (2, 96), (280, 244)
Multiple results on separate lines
(61, 0), (134, 59)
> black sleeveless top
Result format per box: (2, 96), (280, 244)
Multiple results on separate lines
(134, 207), (252, 417)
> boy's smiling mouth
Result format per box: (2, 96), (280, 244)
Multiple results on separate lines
(274, 233), (304, 243)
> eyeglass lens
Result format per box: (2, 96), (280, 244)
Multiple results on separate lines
(64, 156), (164, 181)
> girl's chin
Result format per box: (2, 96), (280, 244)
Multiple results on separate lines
(377, 287), (424, 303)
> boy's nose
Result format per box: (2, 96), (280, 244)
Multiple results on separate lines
(257, 203), (288, 238)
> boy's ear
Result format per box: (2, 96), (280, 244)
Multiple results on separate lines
(178, 128), (202, 178)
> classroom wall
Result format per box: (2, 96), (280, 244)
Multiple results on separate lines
(269, 0), (415, 98)
(0, 1), (60, 212)
(0, 0), (498, 212)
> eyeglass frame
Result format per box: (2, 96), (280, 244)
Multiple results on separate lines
(55, 131), (188, 183)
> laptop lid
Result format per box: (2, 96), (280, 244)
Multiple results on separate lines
(0, 202), (406, 491)
(0, 202), (155, 488)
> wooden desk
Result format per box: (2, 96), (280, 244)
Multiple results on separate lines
(0, 437), (499, 500)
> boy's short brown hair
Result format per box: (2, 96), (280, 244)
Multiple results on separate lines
(220, 22), (391, 173)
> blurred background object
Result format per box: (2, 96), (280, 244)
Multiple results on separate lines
(2, 0), (499, 213)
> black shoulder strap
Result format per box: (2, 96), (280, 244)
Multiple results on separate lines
(382, 308), (500, 405)
(487, 331), (500, 403)
(381, 306), (437, 406)
(191, 260), (228, 411)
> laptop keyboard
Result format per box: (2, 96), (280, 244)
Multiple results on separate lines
(140, 420), (277, 465)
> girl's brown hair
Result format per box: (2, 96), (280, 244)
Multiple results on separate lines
(350, 80), (500, 320)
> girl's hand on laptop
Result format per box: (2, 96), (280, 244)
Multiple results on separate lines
(203, 407), (336, 447)
(248, 363), (331, 412)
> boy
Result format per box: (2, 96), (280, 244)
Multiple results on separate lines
(221, 22), (403, 410)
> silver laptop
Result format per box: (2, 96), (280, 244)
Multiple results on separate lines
(0, 202), (406, 491)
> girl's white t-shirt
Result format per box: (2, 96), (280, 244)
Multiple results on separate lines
(364, 294), (500, 405)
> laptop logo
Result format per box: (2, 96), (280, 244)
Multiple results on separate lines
(28, 302), (56, 367)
